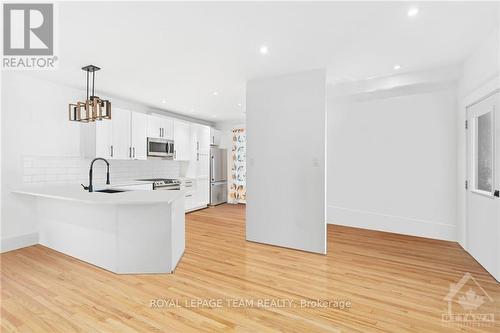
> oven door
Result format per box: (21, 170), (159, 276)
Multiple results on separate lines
(147, 137), (169, 157)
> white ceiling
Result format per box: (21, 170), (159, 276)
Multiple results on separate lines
(30, 1), (499, 121)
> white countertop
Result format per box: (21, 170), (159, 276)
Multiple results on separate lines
(13, 184), (184, 205)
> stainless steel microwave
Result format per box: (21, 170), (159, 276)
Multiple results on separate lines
(147, 137), (174, 158)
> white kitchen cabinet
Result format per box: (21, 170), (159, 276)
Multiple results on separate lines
(194, 178), (209, 208)
(180, 123), (210, 212)
(197, 125), (211, 155)
(95, 118), (112, 158)
(183, 178), (209, 212)
(210, 127), (221, 146)
(131, 112), (148, 160)
(111, 109), (132, 159)
(83, 108), (148, 160)
(148, 115), (173, 139)
(173, 120), (191, 160)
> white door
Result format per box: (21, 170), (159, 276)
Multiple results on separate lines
(246, 69), (326, 254)
(131, 112), (147, 160)
(466, 90), (500, 282)
(111, 108), (131, 159)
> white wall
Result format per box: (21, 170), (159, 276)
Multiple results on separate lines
(246, 69), (326, 254)
(0, 72), (183, 252)
(457, 27), (500, 248)
(327, 84), (458, 241)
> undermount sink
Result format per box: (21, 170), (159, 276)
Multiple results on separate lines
(95, 189), (127, 194)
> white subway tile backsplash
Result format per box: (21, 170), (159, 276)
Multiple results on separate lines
(22, 155), (181, 185)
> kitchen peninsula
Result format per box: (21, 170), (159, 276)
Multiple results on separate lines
(13, 185), (185, 274)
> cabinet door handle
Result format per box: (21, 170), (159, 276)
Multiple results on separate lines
(174, 150), (176, 159)
(133, 147), (136, 158)
(129, 147), (132, 158)
(110, 145), (114, 157)
(159, 128), (162, 137)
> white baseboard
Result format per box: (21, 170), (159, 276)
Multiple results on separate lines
(1, 233), (39, 253)
(327, 205), (456, 241)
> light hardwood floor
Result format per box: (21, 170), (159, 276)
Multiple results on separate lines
(1, 204), (499, 332)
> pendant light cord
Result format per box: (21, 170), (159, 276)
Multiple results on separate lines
(92, 70), (95, 98)
(86, 70), (89, 100)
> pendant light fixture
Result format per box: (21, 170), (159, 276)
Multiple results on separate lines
(68, 65), (111, 122)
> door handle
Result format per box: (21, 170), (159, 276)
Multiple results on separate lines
(494, 190), (499, 198)
(110, 145), (114, 157)
(133, 147), (136, 158)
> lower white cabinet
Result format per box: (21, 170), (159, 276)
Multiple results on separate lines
(194, 178), (209, 208)
(183, 178), (209, 212)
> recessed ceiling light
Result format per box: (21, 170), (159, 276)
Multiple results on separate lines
(407, 7), (419, 17)
(393, 64), (401, 70)
(259, 45), (269, 54)
(237, 103), (242, 107)
(211, 115), (217, 118)
(213, 91), (218, 96)
(162, 100), (166, 104)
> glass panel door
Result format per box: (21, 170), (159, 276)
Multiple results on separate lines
(473, 110), (495, 195)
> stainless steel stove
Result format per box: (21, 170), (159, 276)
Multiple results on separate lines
(136, 178), (181, 190)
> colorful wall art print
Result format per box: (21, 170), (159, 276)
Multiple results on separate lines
(229, 128), (246, 203)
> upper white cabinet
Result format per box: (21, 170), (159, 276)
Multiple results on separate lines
(173, 120), (191, 160)
(198, 125), (211, 155)
(83, 108), (147, 160)
(210, 127), (221, 146)
(131, 112), (148, 160)
(95, 117), (113, 158)
(148, 115), (173, 139)
(111, 109), (132, 159)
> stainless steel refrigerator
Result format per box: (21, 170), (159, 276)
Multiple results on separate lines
(210, 147), (227, 205)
